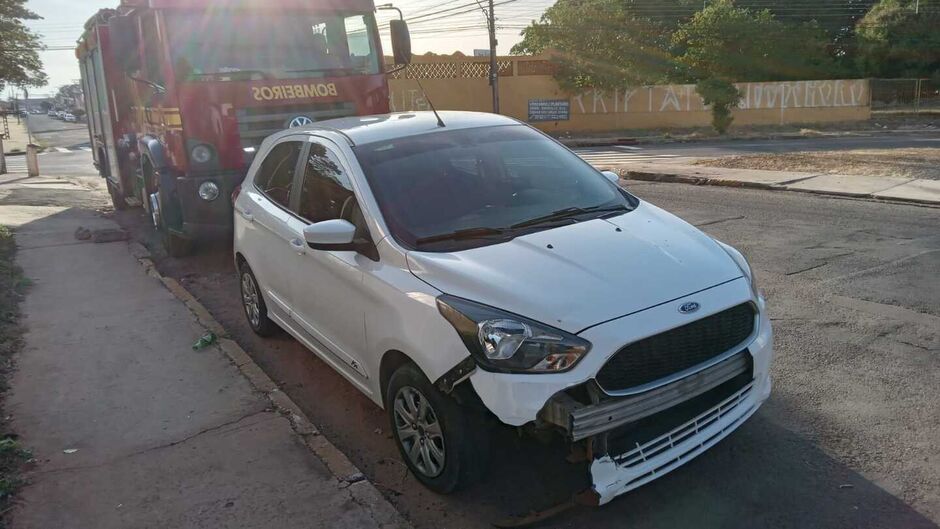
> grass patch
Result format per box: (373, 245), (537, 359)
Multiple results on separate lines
(0, 226), (31, 524)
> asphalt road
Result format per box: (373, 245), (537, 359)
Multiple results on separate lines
(27, 114), (91, 150)
(108, 179), (939, 529)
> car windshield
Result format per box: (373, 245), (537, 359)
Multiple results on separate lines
(166, 12), (380, 80)
(353, 125), (637, 252)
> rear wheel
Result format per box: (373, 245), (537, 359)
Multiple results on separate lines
(387, 363), (489, 493)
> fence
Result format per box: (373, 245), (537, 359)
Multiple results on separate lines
(870, 79), (940, 111)
(387, 55), (872, 133)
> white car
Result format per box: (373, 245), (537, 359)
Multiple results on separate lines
(232, 111), (773, 504)
(64, 113), (77, 122)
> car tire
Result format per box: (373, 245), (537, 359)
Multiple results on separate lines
(239, 263), (277, 337)
(387, 362), (489, 493)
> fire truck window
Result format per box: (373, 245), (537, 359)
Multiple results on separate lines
(296, 143), (355, 224)
(164, 13), (381, 78)
(141, 14), (163, 85)
(254, 141), (302, 208)
(343, 16), (376, 72)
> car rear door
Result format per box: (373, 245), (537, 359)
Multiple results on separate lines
(238, 137), (305, 320)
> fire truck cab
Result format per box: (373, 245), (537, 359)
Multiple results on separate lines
(77, 0), (411, 255)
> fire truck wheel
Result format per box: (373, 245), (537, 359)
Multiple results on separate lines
(106, 180), (128, 211)
(162, 231), (193, 258)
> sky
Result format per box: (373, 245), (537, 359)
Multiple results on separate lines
(22, 0), (554, 98)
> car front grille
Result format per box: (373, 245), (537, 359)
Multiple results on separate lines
(596, 303), (756, 393)
(234, 102), (356, 151)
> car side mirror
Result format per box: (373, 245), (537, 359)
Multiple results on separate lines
(304, 219), (356, 247)
(389, 20), (412, 65)
(602, 170), (620, 184)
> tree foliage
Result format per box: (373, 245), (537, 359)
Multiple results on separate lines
(855, 0), (940, 78)
(672, 0), (840, 82)
(0, 0), (47, 90)
(510, 0), (687, 91)
(696, 77), (741, 133)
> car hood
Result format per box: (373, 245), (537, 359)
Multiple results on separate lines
(406, 201), (742, 334)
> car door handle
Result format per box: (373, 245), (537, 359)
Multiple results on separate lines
(289, 238), (306, 255)
(238, 209), (254, 222)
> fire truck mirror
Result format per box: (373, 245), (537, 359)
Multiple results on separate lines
(109, 16), (141, 73)
(389, 20), (412, 65)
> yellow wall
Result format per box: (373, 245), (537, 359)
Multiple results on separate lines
(388, 57), (871, 132)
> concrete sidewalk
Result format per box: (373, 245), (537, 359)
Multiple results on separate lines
(1, 176), (406, 528)
(616, 162), (940, 205)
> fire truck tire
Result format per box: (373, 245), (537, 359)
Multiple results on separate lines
(106, 180), (128, 211)
(162, 230), (193, 258)
(155, 191), (193, 257)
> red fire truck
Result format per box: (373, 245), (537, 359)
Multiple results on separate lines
(77, 0), (411, 255)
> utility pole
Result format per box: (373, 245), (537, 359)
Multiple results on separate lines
(487, 0), (500, 114)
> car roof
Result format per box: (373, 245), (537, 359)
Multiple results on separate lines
(270, 111), (524, 146)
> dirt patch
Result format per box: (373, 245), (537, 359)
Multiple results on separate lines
(696, 148), (940, 180)
(0, 226), (32, 526)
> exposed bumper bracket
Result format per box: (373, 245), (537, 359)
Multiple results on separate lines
(540, 351), (751, 442)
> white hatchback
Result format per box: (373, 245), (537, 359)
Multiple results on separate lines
(233, 111), (773, 504)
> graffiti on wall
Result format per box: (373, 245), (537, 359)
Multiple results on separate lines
(389, 89), (431, 112)
(572, 79), (869, 114)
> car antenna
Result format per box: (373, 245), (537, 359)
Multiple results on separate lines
(414, 78), (445, 128)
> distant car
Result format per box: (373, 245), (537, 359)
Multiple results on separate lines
(47, 110), (57, 118)
(64, 113), (77, 122)
(233, 111), (773, 504)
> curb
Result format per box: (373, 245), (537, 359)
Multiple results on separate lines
(127, 241), (411, 529)
(558, 128), (938, 148)
(620, 168), (940, 207)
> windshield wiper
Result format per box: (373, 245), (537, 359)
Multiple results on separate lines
(187, 70), (272, 79)
(286, 67), (363, 75)
(414, 227), (508, 245)
(510, 203), (630, 230)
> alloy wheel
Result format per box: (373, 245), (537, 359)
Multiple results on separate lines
(394, 386), (446, 477)
(241, 272), (261, 328)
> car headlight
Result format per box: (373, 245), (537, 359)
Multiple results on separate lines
(436, 294), (591, 373)
(190, 144), (213, 164)
(715, 240), (760, 299)
(198, 181), (220, 201)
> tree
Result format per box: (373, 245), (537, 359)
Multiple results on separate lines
(0, 0), (48, 91)
(696, 77), (741, 133)
(855, 0), (940, 78)
(672, 0), (840, 82)
(510, 0), (688, 92)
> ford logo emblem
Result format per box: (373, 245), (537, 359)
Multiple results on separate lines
(678, 301), (700, 314)
(288, 115), (314, 128)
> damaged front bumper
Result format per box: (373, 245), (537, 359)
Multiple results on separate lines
(589, 372), (770, 504)
(537, 301), (774, 505)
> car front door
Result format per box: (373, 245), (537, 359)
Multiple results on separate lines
(284, 137), (375, 383)
(240, 137), (305, 319)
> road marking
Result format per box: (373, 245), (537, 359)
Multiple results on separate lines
(574, 146), (683, 165)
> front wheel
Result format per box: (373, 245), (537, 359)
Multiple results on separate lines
(387, 363), (489, 493)
(106, 180), (127, 210)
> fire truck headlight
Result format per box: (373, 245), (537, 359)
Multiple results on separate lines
(198, 181), (220, 202)
(190, 144), (214, 164)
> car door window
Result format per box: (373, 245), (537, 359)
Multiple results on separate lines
(254, 141), (303, 208)
(296, 142), (358, 224)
